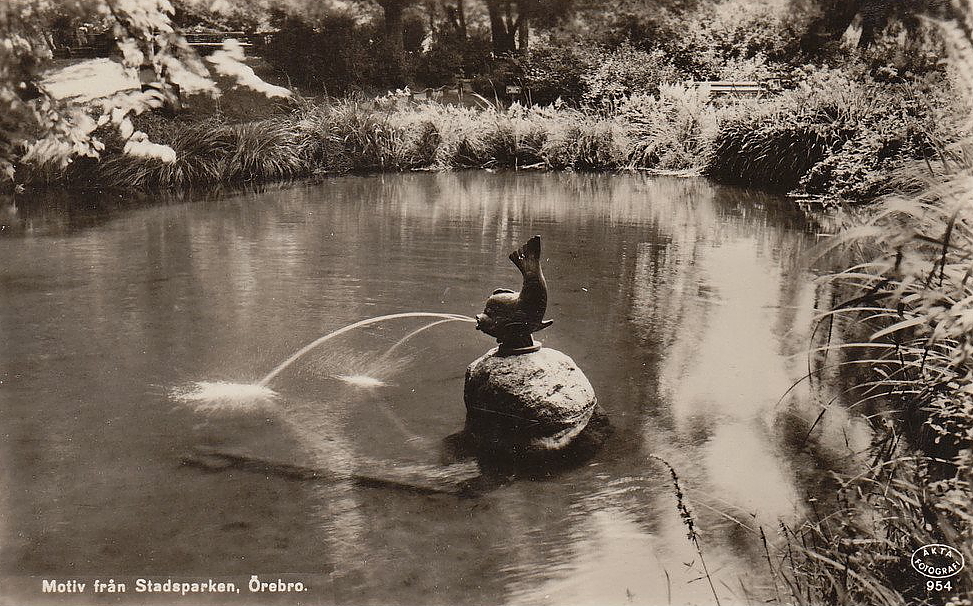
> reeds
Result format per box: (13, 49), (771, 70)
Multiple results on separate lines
(781, 6), (973, 603)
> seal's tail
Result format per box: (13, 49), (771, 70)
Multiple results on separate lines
(509, 235), (541, 277)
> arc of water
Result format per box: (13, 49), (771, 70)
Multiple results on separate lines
(258, 312), (474, 387)
(378, 318), (458, 364)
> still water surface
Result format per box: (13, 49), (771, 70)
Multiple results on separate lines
(0, 173), (870, 605)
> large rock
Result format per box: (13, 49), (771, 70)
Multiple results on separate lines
(464, 347), (600, 458)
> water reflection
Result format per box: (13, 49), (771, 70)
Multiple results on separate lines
(1, 173), (871, 605)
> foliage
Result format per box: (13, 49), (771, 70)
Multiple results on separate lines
(581, 43), (680, 107)
(862, 19), (950, 82)
(262, 14), (385, 95)
(17, 59), (963, 200)
(412, 27), (492, 87)
(0, 0), (290, 187)
(707, 67), (957, 196)
(620, 84), (721, 170)
(658, 0), (803, 79)
(521, 35), (595, 105)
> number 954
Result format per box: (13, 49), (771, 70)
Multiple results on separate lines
(927, 580), (953, 591)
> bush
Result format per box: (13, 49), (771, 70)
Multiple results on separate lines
(581, 44), (681, 108)
(262, 15), (385, 95)
(522, 37), (598, 106)
(413, 28), (492, 88)
(704, 68), (944, 194)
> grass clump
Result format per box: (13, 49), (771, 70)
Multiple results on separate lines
(708, 68), (959, 197)
(621, 84), (723, 171)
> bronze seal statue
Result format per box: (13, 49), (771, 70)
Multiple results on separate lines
(475, 235), (554, 355)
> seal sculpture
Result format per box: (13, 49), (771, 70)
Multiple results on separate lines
(463, 235), (610, 464)
(475, 235), (553, 355)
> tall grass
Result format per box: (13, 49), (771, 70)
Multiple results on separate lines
(778, 6), (973, 604)
(24, 100), (633, 187)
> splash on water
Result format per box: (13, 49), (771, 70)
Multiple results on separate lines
(335, 375), (386, 388)
(171, 381), (278, 413)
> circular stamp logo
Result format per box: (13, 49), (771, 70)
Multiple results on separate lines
(911, 544), (965, 579)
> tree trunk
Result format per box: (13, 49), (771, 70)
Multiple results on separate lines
(445, 0), (467, 38)
(485, 0), (516, 55)
(857, 0), (890, 49)
(456, 0), (467, 38)
(517, 15), (528, 52)
(381, 0), (406, 85)
(799, 0), (861, 55)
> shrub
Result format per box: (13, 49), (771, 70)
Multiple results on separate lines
(413, 28), (492, 88)
(706, 68), (922, 192)
(581, 44), (681, 108)
(262, 15), (384, 95)
(522, 37), (598, 106)
(657, 0), (803, 79)
(792, 70), (957, 199)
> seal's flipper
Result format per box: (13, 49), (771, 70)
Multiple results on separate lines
(534, 319), (554, 332)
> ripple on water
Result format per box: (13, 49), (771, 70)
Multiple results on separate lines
(171, 381), (279, 413)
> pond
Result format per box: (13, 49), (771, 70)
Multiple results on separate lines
(0, 173), (872, 605)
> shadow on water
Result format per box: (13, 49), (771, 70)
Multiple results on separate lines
(1, 172), (871, 606)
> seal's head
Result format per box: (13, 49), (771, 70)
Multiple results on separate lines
(475, 288), (523, 342)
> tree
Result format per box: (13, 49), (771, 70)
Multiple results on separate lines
(376, 0), (418, 84)
(482, 0), (570, 56)
(444, 0), (468, 38)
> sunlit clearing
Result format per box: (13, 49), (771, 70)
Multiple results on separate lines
(335, 375), (386, 388)
(171, 381), (278, 412)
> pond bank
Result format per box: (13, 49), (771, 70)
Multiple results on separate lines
(19, 69), (959, 203)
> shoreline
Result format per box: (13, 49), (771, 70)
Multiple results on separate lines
(13, 72), (954, 204)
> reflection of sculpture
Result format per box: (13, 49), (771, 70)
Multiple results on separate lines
(475, 235), (554, 355)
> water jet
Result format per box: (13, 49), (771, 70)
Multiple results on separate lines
(174, 313), (472, 411)
(258, 312), (473, 387)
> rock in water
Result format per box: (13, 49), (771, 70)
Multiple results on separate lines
(464, 347), (600, 459)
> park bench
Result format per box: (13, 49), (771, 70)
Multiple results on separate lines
(183, 31), (253, 53)
(691, 79), (785, 99)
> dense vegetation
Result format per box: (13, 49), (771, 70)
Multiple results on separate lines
(23, 68), (959, 204)
(3, 0), (972, 604)
(2, 0), (966, 200)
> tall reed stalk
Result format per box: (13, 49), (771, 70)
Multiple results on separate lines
(650, 455), (723, 606)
